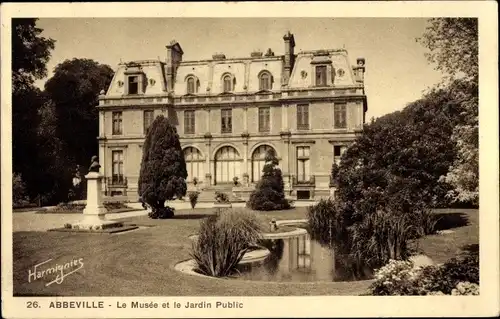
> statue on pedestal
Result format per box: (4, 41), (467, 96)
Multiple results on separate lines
(89, 156), (101, 173)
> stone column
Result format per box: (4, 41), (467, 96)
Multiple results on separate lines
(243, 106), (248, 131)
(281, 104), (289, 131)
(204, 138), (212, 187)
(206, 108), (211, 132)
(99, 111), (105, 138)
(281, 132), (292, 194)
(99, 145), (106, 196)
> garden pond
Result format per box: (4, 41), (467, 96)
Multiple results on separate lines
(233, 224), (374, 282)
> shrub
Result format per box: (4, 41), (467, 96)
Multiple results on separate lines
(451, 282), (479, 295)
(330, 162), (340, 187)
(138, 115), (187, 219)
(247, 149), (291, 211)
(148, 206), (175, 219)
(423, 249), (479, 294)
(189, 192), (199, 209)
(370, 249), (479, 295)
(215, 191), (229, 203)
(233, 176), (239, 186)
(370, 260), (422, 296)
(13, 173), (29, 206)
(191, 209), (262, 277)
(54, 203), (86, 212)
(192, 177), (198, 186)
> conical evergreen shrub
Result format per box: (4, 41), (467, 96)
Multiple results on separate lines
(247, 149), (291, 211)
(138, 115), (187, 218)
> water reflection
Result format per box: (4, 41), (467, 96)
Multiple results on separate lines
(236, 229), (372, 282)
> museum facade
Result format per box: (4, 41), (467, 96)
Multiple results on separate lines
(97, 32), (368, 200)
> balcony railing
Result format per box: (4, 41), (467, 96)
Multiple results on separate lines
(292, 175), (315, 186)
(297, 124), (310, 131)
(107, 176), (128, 187)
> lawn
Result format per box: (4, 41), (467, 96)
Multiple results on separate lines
(12, 207), (478, 296)
(413, 208), (479, 264)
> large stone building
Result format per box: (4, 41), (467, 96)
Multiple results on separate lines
(97, 31), (367, 201)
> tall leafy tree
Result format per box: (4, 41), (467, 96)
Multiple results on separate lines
(44, 58), (114, 173)
(12, 18), (55, 200)
(138, 115), (187, 218)
(418, 18), (479, 205)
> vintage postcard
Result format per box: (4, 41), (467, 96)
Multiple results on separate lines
(1, 1), (499, 318)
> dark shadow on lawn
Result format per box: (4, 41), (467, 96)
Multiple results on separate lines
(14, 293), (61, 297)
(462, 243), (479, 253)
(434, 212), (469, 231)
(172, 213), (213, 220)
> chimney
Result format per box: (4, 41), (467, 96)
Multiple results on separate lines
(166, 40), (184, 91)
(353, 58), (366, 83)
(283, 31), (295, 85)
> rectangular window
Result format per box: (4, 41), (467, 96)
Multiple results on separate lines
(297, 104), (309, 130)
(184, 110), (195, 134)
(258, 107), (270, 132)
(334, 103), (347, 129)
(334, 145), (347, 165)
(112, 112), (122, 135)
(221, 109), (232, 133)
(315, 65), (327, 86)
(296, 146), (311, 182)
(128, 76), (139, 95)
(143, 110), (154, 134)
(112, 150), (124, 184)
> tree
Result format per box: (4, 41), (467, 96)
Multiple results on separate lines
(337, 86), (463, 210)
(44, 58), (114, 177)
(35, 100), (72, 203)
(419, 18), (479, 205)
(247, 149), (290, 211)
(12, 18), (55, 90)
(12, 19), (55, 201)
(138, 115), (187, 218)
(418, 18), (478, 83)
(308, 88), (464, 268)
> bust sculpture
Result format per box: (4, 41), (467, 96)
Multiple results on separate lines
(88, 156), (101, 173)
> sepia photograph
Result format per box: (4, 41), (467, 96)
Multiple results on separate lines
(1, 2), (498, 318)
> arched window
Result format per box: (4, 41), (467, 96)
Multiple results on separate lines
(222, 74), (233, 92)
(214, 146), (241, 184)
(186, 76), (199, 94)
(259, 72), (272, 91)
(251, 145), (276, 182)
(184, 147), (204, 182)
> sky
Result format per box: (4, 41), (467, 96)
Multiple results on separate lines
(35, 18), (445, 119)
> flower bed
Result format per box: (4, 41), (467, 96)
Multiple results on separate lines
(370, 249), (479, 295)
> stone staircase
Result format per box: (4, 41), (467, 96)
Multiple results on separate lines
(195, 184), (243, 203)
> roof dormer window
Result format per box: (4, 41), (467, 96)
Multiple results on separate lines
(128, 76), (139, 94)
(315, 65), (327, 87)
(259, 71), (272, 91)
(222, 73), (235, 93)
(186, 75), (200, 94)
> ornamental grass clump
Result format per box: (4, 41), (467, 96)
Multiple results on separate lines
(191, 209), (263, 277)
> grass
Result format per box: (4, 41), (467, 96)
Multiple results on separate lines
(35, 207), (137, 214)
(12, 207), (478, 296)
(412, 208), (479, 264)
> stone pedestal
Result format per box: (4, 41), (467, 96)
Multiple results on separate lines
(71, 172), (122, 230)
